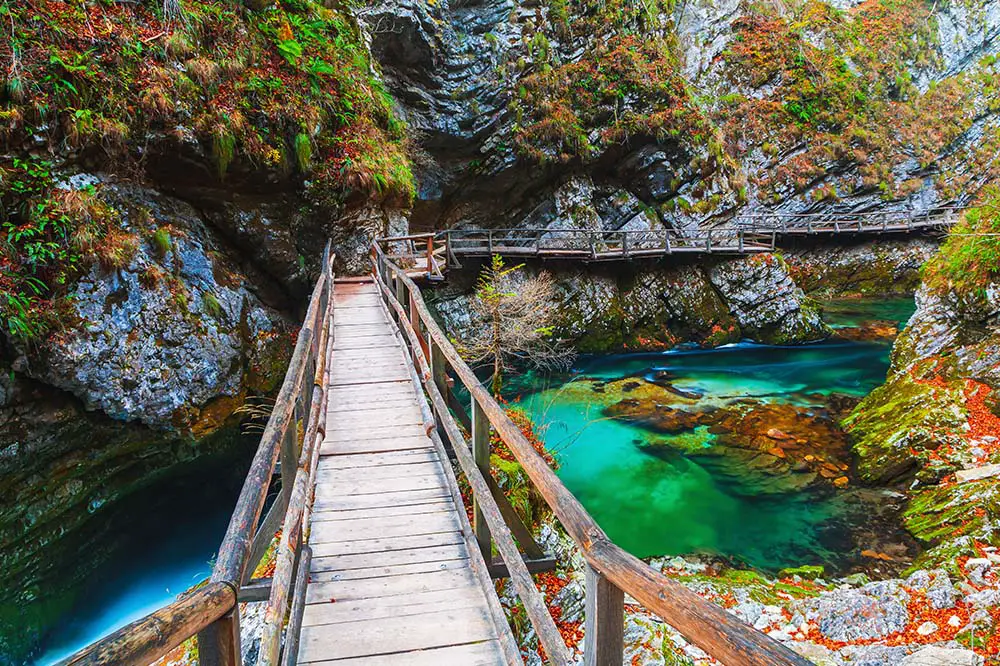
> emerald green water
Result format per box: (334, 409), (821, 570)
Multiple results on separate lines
(508, 298), (917, 573)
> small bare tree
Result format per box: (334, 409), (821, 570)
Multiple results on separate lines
(458, 254), (574, 395)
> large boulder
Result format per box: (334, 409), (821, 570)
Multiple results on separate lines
(11, 183), (292, 432)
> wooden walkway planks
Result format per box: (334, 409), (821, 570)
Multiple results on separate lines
(299, 281), (507, 666)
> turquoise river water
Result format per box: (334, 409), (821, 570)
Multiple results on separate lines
(19, 297), (915, 664)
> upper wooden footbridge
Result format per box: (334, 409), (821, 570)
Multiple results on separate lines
(388, 208), (961, 279)
(65, 243), (819, 666)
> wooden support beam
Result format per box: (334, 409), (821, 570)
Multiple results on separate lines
(197, 608), (241, 666)
(472, 398), (492, 562)
(584, 563), (624, 666)
(239, 577), (273, 602)
(486, 474), (546, 560)
(487, 555), (558, 579)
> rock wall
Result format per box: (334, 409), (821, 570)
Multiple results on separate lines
(843, 195), (1000, 571)
(784, 238), (941, 298)
(0, 179), (295, 662)
(431, 253), (828, 351)
(364, 0), (1000, 237)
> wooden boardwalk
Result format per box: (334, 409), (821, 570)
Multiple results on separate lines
(297, 282), (509, 665)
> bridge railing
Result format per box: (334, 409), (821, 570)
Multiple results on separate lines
(441, 226), (771, 262)
(370, 241), (811, 666)
(64, 244), (335, 666)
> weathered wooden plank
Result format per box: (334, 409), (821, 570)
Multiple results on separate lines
(320, 438), (435, 457)
(301, 641), (505, 666)
(309, 530), (465, 558)
(323, 426), (430, 445)
(297, 607), (496, 663)
(305, 567), (480, 604)
(332, 336), (400, 350)
(301, 587), (488, 628)
(315, 448), (438, 470)
(326, 410), (424, 429)
(310, 542), (468, 573)
(313, 469), (446, 495)
(310, 511), (459, 543)
(311, 486), (450, 511)
(309, 556), (470, 582)
(316, 459), (441, 482)
(329, 373), (412, 387)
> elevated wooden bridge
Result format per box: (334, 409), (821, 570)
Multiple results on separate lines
(66, 243), (816, 666)
(385, 208), (961, 279)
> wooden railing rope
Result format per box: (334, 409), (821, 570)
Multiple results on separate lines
(371, 240), (812, 666)
(63, 244), (335, 666)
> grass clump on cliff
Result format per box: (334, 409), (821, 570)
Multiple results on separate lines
(512, 34), (721, 168)
(0, 0), (413, 340)
(718, 0), (998, 202)
(923, 185), (1000, 299)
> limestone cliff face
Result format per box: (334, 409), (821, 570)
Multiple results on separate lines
(432, 253), (828, 350)
(364, 0), (1000, 234)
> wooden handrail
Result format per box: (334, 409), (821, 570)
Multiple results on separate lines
(62, 582), (235, 666)
(260, 274), (335, 665)
(64, 244), (335, 666)
(371, 242), (812, 666)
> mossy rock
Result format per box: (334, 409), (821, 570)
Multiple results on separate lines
(778, 564), (825, 580)
(903, 477), (1000, 574)
(842, 370), (966, 484)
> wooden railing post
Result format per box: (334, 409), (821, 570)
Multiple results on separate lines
(472, 398), (492, 560)
(394, 273), (407, 324)
(430, 338), (448, 399)
(584, 563), (624, 666)
(197, 608), (241, 666)
(280, 398), (300, 495)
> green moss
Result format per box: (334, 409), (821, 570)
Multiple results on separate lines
(778, 564), (825, 580)
(151, 227), (172, 259)
(903, 478), (1000, 574)
(212, 128), (236, 179)
(923, 185), (1000, 299)
(201, 291), (224, 322)
(842, 369), (966, 484)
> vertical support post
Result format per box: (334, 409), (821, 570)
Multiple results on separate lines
(471, 398), (492, 561)
(426, 235), (434, 277)
(281, 399), (300, 492)
(665, 231), (671, 255)
(410, 290), (428, 359)
(738, 230), (744, 253)
(430, 339), (448, 400)
(589, 231), (597, 260)
(706, 229), (712, 253)
(395, 273), (406, 324)
(487, 230), (494, 255)
(197, 610), (241, 666)
(584, 563), (624, 666)
(621, 231), (628, 258)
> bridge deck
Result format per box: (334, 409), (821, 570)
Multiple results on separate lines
(297, 282), (506, 665)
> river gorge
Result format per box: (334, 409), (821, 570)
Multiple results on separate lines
(10, 298), (917, 663)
